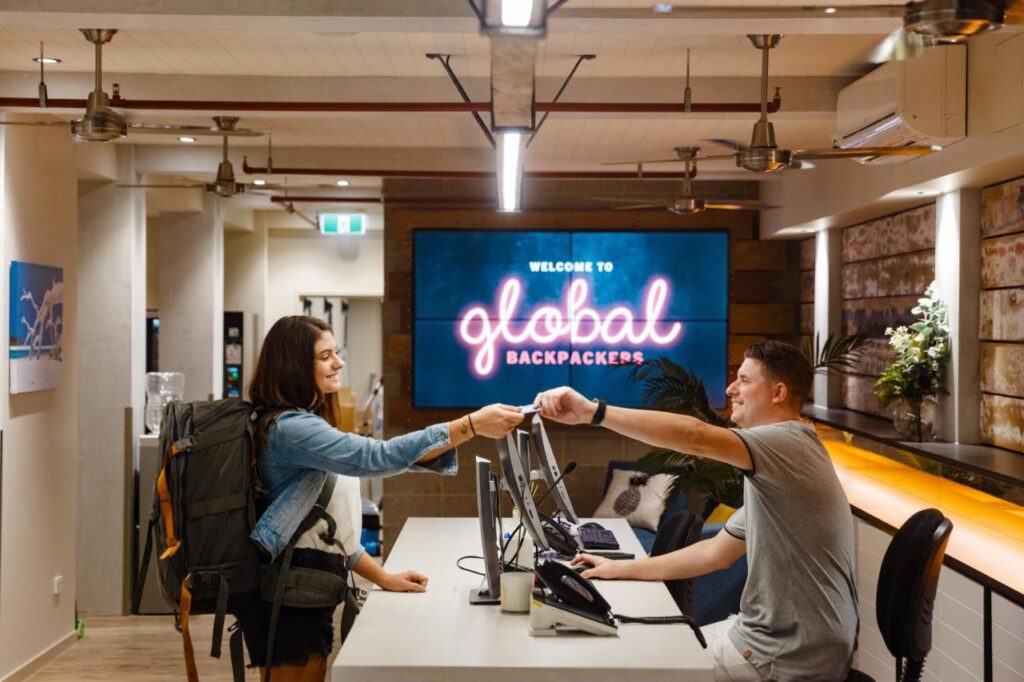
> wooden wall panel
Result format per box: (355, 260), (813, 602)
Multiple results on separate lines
(980, 343), (1024, 397)
(841, 260), (880, 299)
(981, 176), (1024, 238)
(800, 270), (815, 303)
(878, 204), (935, 254)
(800, 303), (814, 335)
(800, 237), (816, 270)
(979, 288), (1024, 341)
(842, 296), (921, 336)
(843, 221), (879, 263)
(731, 303), (798, 334)
(843, 374), (889, 418)
(877, 251), (935, 297)
(980, 394), (1024, 452)
(981, 232), (1024, 289)
(839, 205), (935, 416)
(732, 239), (792, 271)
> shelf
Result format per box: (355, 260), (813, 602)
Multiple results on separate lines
(802, 405), (1024, 489)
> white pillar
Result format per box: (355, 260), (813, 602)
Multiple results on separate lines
(813, 228), (843, 408)
(935, 189), (982, 443)
(158, 193), (224, 401)
(76, 145), (147, 614)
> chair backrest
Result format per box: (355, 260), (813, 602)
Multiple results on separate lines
(875, 508), (953, 664)
(650, 510), (705, 615)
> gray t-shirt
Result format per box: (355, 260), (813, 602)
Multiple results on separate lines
(724, 420), (858, 682)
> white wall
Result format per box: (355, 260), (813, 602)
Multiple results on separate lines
(265, 221), (384, 327)
(0, 122), (80, 678)
(264, 218), (384, 406)
(224, 212), (268, 398)
(75, 145), (147, 615)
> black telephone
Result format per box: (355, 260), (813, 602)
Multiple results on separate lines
(539, 513), (579, 558)
(532, 560), (708, 648)
(535, 559), (612, 616)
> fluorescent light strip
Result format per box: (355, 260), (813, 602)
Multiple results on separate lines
(502, 0), (534, 27)
(498, 132), (523, 212)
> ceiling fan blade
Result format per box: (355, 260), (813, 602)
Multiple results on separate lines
(0, 120), (70, 127)
(612, 203), (667, 210)
(127, 123), (264, 137)
(602, 157), (696, 166)
(703, 198), (779, 209)
(705, 138), (744, 151)
(793, 145), (938, 160)
(116, 183), (206, 189)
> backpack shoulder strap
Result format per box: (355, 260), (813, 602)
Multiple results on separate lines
(264, 473), (338, 677)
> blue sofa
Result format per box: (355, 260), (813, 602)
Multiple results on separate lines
(601, 462), (747, 626)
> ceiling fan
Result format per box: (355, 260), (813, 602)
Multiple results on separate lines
(118, 119), (284, 198)
(597, 147), (775, 214)
(609, 35), (939, 174)
(0, 29), (264, 143)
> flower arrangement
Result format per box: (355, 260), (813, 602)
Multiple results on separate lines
(874, 281), (951, 441)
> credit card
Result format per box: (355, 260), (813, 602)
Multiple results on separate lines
(518, 404), (540, 414)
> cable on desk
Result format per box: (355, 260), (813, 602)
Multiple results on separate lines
(455, 555), (485, 577)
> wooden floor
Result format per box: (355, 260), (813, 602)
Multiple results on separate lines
(27, 611), (345, 681)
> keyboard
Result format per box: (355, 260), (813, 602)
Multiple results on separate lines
(577, 525), (620, 550)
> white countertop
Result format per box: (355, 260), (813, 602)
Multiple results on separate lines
(332, 516), (713, 682)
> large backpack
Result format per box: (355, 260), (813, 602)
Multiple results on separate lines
(134, 398), (355, 682)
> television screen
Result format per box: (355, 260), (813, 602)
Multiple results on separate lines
(413, 229), (728, 409)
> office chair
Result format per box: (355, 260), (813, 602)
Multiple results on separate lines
(650, 511), (705, 616)
(846, 508), (953, 682)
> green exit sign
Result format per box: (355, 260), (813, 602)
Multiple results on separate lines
(319, 213), (365, 235)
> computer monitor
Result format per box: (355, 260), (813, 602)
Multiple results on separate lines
(530, 415), (579, 524)
(495, 431), (549, 553)
(470, 457), (501, 605)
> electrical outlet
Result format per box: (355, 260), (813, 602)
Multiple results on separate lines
(53, 575), (63, 595)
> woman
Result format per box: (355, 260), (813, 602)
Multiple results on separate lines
(239, 315), (523, 681)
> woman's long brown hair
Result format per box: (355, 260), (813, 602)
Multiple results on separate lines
(249, 315), (341, 449)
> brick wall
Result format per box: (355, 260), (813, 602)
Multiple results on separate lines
(979, 177), (1024, 453)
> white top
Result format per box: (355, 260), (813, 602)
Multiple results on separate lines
(332, 516), (713, 682)
(295, 473), (362, 560)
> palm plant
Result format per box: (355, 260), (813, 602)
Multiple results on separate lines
(631, 334), (868, 511)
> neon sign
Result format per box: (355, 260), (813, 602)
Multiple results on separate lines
(457, 277), (683, 377)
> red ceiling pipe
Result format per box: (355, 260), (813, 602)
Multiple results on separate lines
(0, 92), (780, 115)
(269, 196), (382, 204)
(244, 160), (709, 179)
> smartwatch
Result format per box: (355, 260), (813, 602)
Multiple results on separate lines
(589, 398), (607, 426)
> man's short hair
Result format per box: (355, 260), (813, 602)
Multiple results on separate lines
(743, 340), (814, 405)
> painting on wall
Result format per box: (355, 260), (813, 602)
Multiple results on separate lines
(9, 261), (64, 394)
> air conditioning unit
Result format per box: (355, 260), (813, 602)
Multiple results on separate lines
(833, 44), (966, 164)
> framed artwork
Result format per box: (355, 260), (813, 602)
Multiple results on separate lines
(10, 261), (64, 394)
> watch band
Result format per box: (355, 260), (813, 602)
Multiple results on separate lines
(589, 398), (607, 426)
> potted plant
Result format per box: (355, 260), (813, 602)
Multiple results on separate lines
(873, 281), (951, 442)
(630, 333), (866, 512)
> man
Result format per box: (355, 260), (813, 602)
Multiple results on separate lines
(533, 341), (858, 682)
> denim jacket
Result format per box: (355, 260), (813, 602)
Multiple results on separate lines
(250, 411), (456, 561)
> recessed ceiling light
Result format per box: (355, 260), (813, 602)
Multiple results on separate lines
(917, 190), (941, 196)
(824, 7), (837, 13)
(32, 56), (61, 64)
(253, 179), (267, 186)
(335, 180), (350, 187)
(178, 136), (196, 143)
(653, 3), (674, 13)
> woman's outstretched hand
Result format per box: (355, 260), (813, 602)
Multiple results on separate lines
(378, 570), (429, 592)
(469, 403), (524, 438)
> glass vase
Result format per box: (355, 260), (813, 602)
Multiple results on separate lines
(145, 372), (185, 435)
(891, 399), (936, 442)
